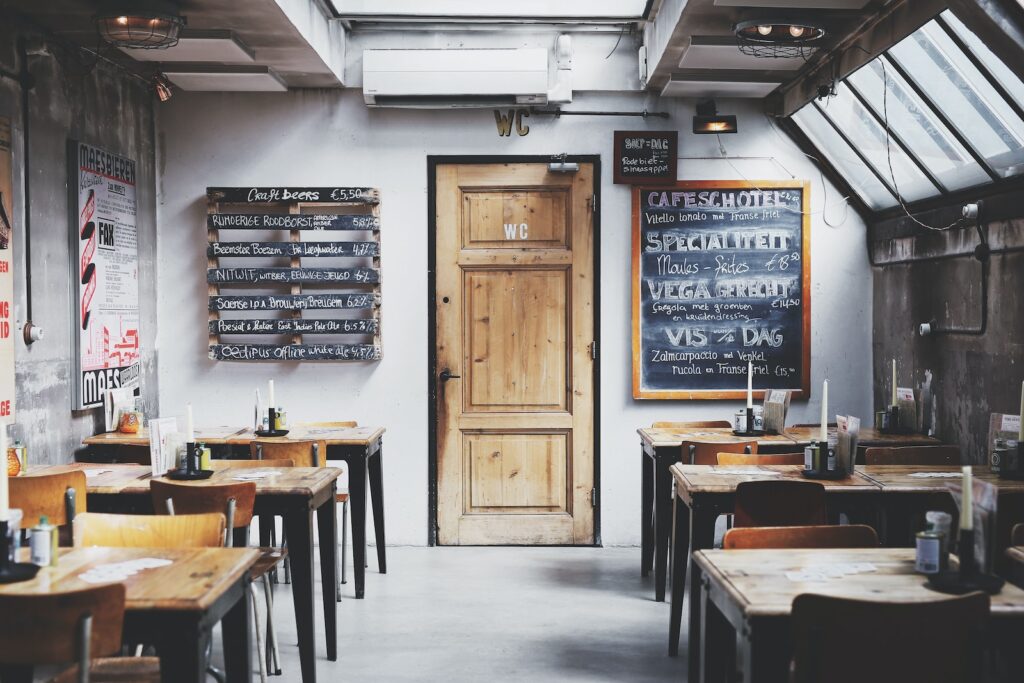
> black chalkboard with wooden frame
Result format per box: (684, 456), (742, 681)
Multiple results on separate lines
(613, 131), (677, 185)
(631, 180), (811, 400)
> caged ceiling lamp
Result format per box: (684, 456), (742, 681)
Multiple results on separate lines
(95, 0), (186, 49)
(734, 18), (825, 60)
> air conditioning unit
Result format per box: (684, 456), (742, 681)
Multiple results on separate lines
(363, 48), (550, 108)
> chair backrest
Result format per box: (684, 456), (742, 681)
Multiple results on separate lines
(717, 452), (804, 466)
(652, 420), (731, 429)
(733, 480), (827, 528)
(10, 470), (88, 527)
(250, 439), (324, 467)
(686, 440), (757, 466)
(150, 480), (256, 529)
(791, 592), (989, 683)
(74, 512), (226, 549)
(723, 524), (879, 549)
(864, 445), (960, 466)
(1012, 523), (1024, 547)
(0, 584), (126, 667)
(210, 459), (295, 469)
(299, 420), (357, 428)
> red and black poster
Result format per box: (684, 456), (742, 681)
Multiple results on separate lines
(0, 119), (15, 421)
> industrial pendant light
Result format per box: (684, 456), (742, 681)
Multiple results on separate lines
(95, 0), (186, 49)
(734, 17), (825, 59)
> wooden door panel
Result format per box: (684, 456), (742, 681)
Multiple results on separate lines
(436, 162), (594, 545)
(463, 189), (569, 248)
(465, 268), (568, 412)
(465, 433), (568, 512)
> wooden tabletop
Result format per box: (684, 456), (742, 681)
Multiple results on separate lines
(695, 547), (1024, 619)
(34, 463), (340, 497)
(671, 464), (880, 495)
(860, 465), (1024, 493)
(83, 424), (386, 447)
(639, 426), (940, 450)
(0, 546), (259, 611)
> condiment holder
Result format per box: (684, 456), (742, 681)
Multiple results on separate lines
(256, 406), (289, 437)
(0, 519), (39, 584)
(732, 407), (765, 436)
(167, 441), (213, 481)
(992, 440), (1024, 480)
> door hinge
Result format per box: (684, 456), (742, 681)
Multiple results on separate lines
(589, 340), (598, 360)
(590, 195), (598, 214)
(590, 488), (598, 507)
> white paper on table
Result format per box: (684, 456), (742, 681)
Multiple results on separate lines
(706, 468), (782, 476)
(78, 558), (173, 584)
(908, 472), (961, 478)
(82, 468), (113, 479)
(786, 563), (877, 582)
(232, 470), (282, 481)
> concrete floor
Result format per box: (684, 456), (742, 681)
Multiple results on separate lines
(218, 547), (689, 682)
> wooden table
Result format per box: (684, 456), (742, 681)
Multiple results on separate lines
(691, 548), (1024, 683)
(637, 425), (938, 602)
(83, 424), (386, 599)
(667, 464), (881, 666)
(44, 463), (337, 683)
(0, 546), (258, 683)
(861, 465), (1024, 574)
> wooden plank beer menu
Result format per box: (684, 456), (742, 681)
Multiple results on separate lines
(206, 186), (382, 362)
(631, 180), (811, 400)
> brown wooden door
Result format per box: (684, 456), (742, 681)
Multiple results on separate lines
(435, 162), (596, 545)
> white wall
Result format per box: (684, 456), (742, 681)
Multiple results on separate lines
(156, 91), (873, 545)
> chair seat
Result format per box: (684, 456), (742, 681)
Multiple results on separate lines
(250, 547), (288, 580)
(336, 491), (349, 503)
(50, 656), (162, 683)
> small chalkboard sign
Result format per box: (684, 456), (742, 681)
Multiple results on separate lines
(206, 187), (379, 205)
(209, 293), (378, 312)
(208, 241), (379, 258)
(210, 343), (381, 362)
(613, 131), (678, 185)
(210, 318), (379, 335)
(207, 214), (380, 231)
(632, 180), (811, 400)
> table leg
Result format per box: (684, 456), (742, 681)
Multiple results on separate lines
(668, 494), (690, 656)
(701, 583), (735, 683)
(347, 452), (368, 599)
(368, 444), (387, 574)
(317, 487), (338, 661)
(155, 622), (210, 683)
(653, 453), (672, 602)
(688, 502), (720, 679)
(222, 578), (253, 683)
(284, 507), (317, 683)
(641, 447), (654, 577)
(0, 665), (32, 683)
(738, 617), (790, 683)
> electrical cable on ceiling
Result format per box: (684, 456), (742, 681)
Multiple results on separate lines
(605, 24), (628, 59)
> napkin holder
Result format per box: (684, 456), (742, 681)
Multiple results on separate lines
(0, 520), (40, 584)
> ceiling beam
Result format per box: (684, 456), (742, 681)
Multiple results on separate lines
(945, 0), (1024, 80)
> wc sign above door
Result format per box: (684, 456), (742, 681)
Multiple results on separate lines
(494, 109), (530, 137)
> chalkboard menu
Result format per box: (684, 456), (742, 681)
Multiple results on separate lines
(613, 131), (677, 185)
(206, 186), (382, 363)
(632, 180), (811, 400)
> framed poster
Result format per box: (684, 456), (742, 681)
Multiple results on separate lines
(613, 131), (677, 185)
(631, 180), (811, 400)
(69, 141), (141, 410)
(0, 119), (15, 422)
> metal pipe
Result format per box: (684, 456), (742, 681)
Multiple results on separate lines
(17, 36), (34, 328)
(530, 108), (671, 118)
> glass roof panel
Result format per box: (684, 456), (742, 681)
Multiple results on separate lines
(847, 57), (991, 191)
(328, 0), (648, 19)
(817, 82), (940, 203)
(941, 11), (1024, 112)
(791, 105), (898, 211)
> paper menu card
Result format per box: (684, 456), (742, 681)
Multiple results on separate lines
(104, 387), (137, 432)
(148, 417), (178, 477)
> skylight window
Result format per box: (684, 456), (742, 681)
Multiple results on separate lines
(327, 0), (648, 20)
(789, 9), (1024, 212)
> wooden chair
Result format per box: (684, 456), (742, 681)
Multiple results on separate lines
(723, 524), (879, 549)
(790, 592), (989, 683)
(10, 470), (87, 528)
(0, 583), (161, 683)
(717, 452), (804, 466)
(733, 480), (827, 528)
(73, 512), (226, 549)
(1012, 523), (1024, 547)
(864, 445), (960, 466)
(687, 440), (757, 466)
(652, 420), (732, 429)
(149, 480), (281, 681)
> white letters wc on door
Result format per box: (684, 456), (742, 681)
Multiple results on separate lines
(503, 223), (529, 240)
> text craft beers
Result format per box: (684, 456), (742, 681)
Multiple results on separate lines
(634, 183), (808, 397)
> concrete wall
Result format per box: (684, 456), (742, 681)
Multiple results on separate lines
(872, 216), (1024, 463)
(0, 17), (159, 464)
(156, 90), (874, 545)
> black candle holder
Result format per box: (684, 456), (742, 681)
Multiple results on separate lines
(879, 404), (908, 434)
(927, 527), (1004, 594)
(0, 520), (40, 584)
(732, 407), (765, 436)
(996, 441), (1024, 480)
(166, 443), (214, 481)
(256, 406), (289, 437)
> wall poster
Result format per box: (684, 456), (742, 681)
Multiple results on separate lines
(0, 119), (15, 421)
(69, 141), (141, 410)
(632, 180), (811, 400)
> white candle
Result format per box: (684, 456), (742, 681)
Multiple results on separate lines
(1018, 381), (1023, 441)
(186, 403), (194, 443)
(747, 361), (753, 409)
(891, 359), (897, 406)
(0, 428), (8, 522)
(268, 380), (275, 407)
(961, 466), (973, 531)
(820, 379), (829, 443)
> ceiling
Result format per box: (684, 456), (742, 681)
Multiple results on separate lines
(647, 0), (893, 98)
(3, 0), (344, 88)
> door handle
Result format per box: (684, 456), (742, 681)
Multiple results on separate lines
(439, 368), (461, 383)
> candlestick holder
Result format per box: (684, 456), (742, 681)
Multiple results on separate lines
(927, 527), (1004, 594)
(256, 407), (289, 437)
(0, 520), (40, 584)
(995, 441), (1024, 480)
(732, 407), (765, 436)
(166, 443), (214, 481)
(878, 404), (906, 434)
